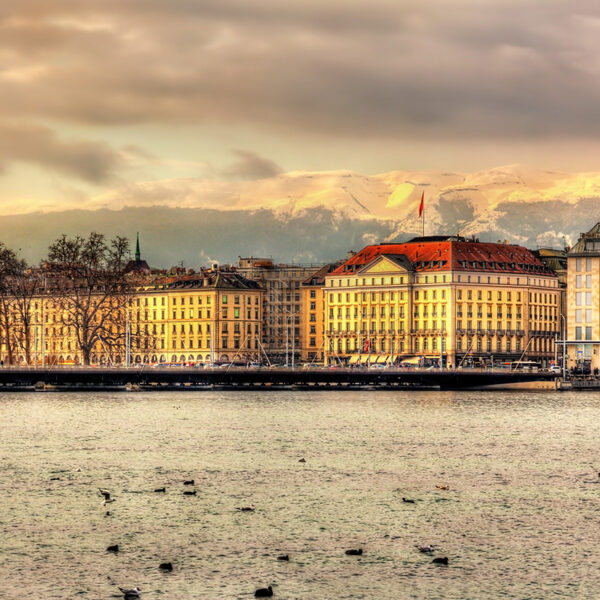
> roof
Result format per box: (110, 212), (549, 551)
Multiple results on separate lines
(568, 222), (600, 256)
(301, 261), (344, 286)
(147, 269), (262, 291)
(330, 239), (555, 277)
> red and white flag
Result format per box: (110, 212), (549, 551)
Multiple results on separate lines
(418, 191), (424, 217)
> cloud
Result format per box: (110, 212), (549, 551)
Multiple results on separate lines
(0, 121), (126, 183)
(0, 0), (599, 142)
(218, 150), (283, 180)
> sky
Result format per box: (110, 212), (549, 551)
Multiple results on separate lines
(1, 0), (600, 220)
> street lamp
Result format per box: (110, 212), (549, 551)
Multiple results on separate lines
(210, 306), (222, 368)
(282, 310), (295, 368)
(560, 313), (566, 380)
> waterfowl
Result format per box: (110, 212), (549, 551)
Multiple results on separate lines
(159, 562), (173, 571)
(238, 505), (255, 511)
(99, 488), (115, 505)
(106, 544), (119, 553)
(183, 480), (195, 485)
(402, 497), (415, 503)
(436, 485), (449, 491)
(345, 549), (363, 555)
(432, 556), (449, 565)
(417, 545), (435, 553)
(277, 554), (289, 561)
(254, 585), (273, 597)
(118, 587), (141, 598)
(183, 490), (197, 496)
(154, 487), (166, 493)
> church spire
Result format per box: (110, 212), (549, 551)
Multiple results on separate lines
(135, 232), (141, 262)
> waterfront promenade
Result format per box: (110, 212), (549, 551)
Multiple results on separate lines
(0, 365), (557, 391)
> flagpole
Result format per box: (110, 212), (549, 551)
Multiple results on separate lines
(422, 197), (424, 237)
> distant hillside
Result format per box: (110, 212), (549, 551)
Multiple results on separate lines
(4, 164), (598, 266)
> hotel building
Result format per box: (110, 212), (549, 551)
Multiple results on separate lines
(323, 236), (559, 367)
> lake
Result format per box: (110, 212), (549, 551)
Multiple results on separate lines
(2, 390), (600, 599)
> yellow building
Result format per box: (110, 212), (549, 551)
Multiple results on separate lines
(300, 262), (343, 363)
(16, 267), (263, 366)
(565, 223), (600, 374)
(136, 268), (263, 365)
(324, 237), (560, 368)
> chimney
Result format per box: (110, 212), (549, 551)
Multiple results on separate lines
(347, 250), (356, 260)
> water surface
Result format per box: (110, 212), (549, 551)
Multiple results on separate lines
(1, 390), (600, 599)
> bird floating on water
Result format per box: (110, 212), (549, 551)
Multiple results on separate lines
(238, 505), (255, 511)
(254, 585), (273, 597)
(432, 556), (449, 565)
(298, 458), (306, 463)
(154, 487), (166, 493)
(402, 497), (415, 503)
(345, 549), (363, 555)
(277, 554), (289, 561)
(183, 479), (195, 485)
(106, 544), (119, 553)
(159, 562), (173, 571)
(417, 545), (435, 553)
(183, 490), (197, 496)
(118, 587), (141, 598)
(99, 488), (115, 505)
(436, 485), (449, 491)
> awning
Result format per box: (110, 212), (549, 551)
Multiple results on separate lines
(348, 355), (360, 365)
(400, 356), (421, 366)
(360, 355), (370, 364)
(377, 354), (392, 364)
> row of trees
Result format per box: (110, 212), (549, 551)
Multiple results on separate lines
(0, 232), (150, 365)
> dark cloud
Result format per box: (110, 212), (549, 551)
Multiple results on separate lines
(0, 122), (125, 183)
(0, 0), (599, 141)
(219, 150), (283, 180)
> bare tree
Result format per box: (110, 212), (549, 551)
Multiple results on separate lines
(45, 233), (132, 365)
(0, 245), (31, 365)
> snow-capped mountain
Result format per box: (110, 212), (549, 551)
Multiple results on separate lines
(6, 164), (599, 265)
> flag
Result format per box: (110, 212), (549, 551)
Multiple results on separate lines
(364, 339), (370, 352)
(418, 191), (424, 217)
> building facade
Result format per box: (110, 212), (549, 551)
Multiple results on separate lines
(8, 266), (263, 366)
(236, 257), (325, 364)
(324, 237), (560, 368)
(565, 223), (600, 374)
(300, 262), (344, 363)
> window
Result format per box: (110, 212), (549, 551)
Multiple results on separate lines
(586, 327), (593, 340)
(576, 292), (582, 306)
(586, 275), (593, 288)
(576, 309), (582, 323)
(576, 275), (582, 288)
(575, 326), (582, 340)
(576, 258), (582, 271)
(222, 295), (228, 304)
(234, 308), (239, 318)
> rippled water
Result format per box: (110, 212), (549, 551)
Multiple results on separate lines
(2, 390), (600, 599)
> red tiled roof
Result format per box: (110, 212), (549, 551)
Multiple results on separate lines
(330, 240), (556, 276)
